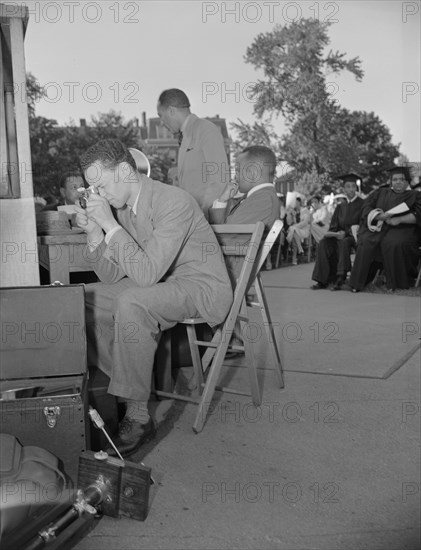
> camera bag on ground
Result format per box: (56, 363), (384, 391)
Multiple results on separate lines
(0, 433), (66, 542)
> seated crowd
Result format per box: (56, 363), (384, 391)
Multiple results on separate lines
(310, 167), (421, 292)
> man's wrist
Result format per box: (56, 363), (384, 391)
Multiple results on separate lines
(87, 226), (103, 241)
(87, 227), (104, 250)
(102, 219), (120, 233)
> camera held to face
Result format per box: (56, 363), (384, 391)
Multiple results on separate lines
(78, 186), (97, 209)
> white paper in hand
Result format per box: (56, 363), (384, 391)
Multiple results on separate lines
(386, 202), (410, 216)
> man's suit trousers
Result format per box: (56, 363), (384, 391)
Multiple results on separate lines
(85, 278), (199, 401)
(311, 236), (355, 285)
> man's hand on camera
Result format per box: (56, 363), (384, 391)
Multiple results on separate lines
(85, 194), (120, 233)
(74, 204), (101, 235)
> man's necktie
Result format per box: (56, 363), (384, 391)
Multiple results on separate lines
(228, 196), (247, 215)
(177, 131), (183, 146)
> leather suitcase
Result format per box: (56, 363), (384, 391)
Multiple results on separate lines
(0, 285), (90, 485)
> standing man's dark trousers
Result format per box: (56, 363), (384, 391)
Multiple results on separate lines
(312, 236), (355, 285)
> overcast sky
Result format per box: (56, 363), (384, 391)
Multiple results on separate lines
(17, 0), (421, 160)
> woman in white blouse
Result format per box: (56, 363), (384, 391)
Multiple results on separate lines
(310, 195), (331, 244)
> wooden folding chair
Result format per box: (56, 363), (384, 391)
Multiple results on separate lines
(274, 228), (285, 268)
(154, 221), (285, 433)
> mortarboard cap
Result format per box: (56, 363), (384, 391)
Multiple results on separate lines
(337, 173), (361, 184)
(386, 165), (411, 181)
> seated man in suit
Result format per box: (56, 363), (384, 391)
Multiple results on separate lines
(208, 145), (279, 352)
(311, 174), (364, 290)
(75, 139), (233, 456)
(43, 171), (84, 211)
(350, 166), (421, 291)
(157, 88), (228, 219)
(59, 172), (84, 206)
(208, 145), (279, 275)
(208, 145), (279, 227)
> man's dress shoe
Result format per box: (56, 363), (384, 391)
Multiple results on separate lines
(107, 417), (156, 458)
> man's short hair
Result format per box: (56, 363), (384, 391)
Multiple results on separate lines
(240, 146), (277, 179)
(158, 89), (191, 109)
(311, 195), (322, 203)
(80, 139), (137, 172)
(59, 171), (83, 189)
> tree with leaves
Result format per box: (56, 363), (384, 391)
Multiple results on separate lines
(232, 19), (400, 194)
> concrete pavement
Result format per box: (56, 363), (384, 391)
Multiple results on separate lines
(75, 261), (421, 550)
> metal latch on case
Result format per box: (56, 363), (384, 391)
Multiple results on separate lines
(43, 406), (61, 428)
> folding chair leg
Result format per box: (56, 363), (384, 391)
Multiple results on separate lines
(253, 275), (284, 388)
(275, 234), (283, 268)
(192, 339), (231, 433)
(240, 300), (261, 406)
(201, 328), (221, 372)
(275, 246), (281, 268)
(185, 324), (204, 394)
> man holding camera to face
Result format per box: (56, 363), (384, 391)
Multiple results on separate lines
(74, 139), (232, 457)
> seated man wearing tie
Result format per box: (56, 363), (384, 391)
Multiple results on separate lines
(208, 145), (279, 352)
(74, 139), (233, 456)
(311, 174), (364, 290)
(208, 145), (279, 275)
(349, 166), (421, 291)
(208, 145), (279, 228)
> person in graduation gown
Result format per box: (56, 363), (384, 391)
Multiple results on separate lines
(311, 174), (364, 290)
(349, 166), (421, 291)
